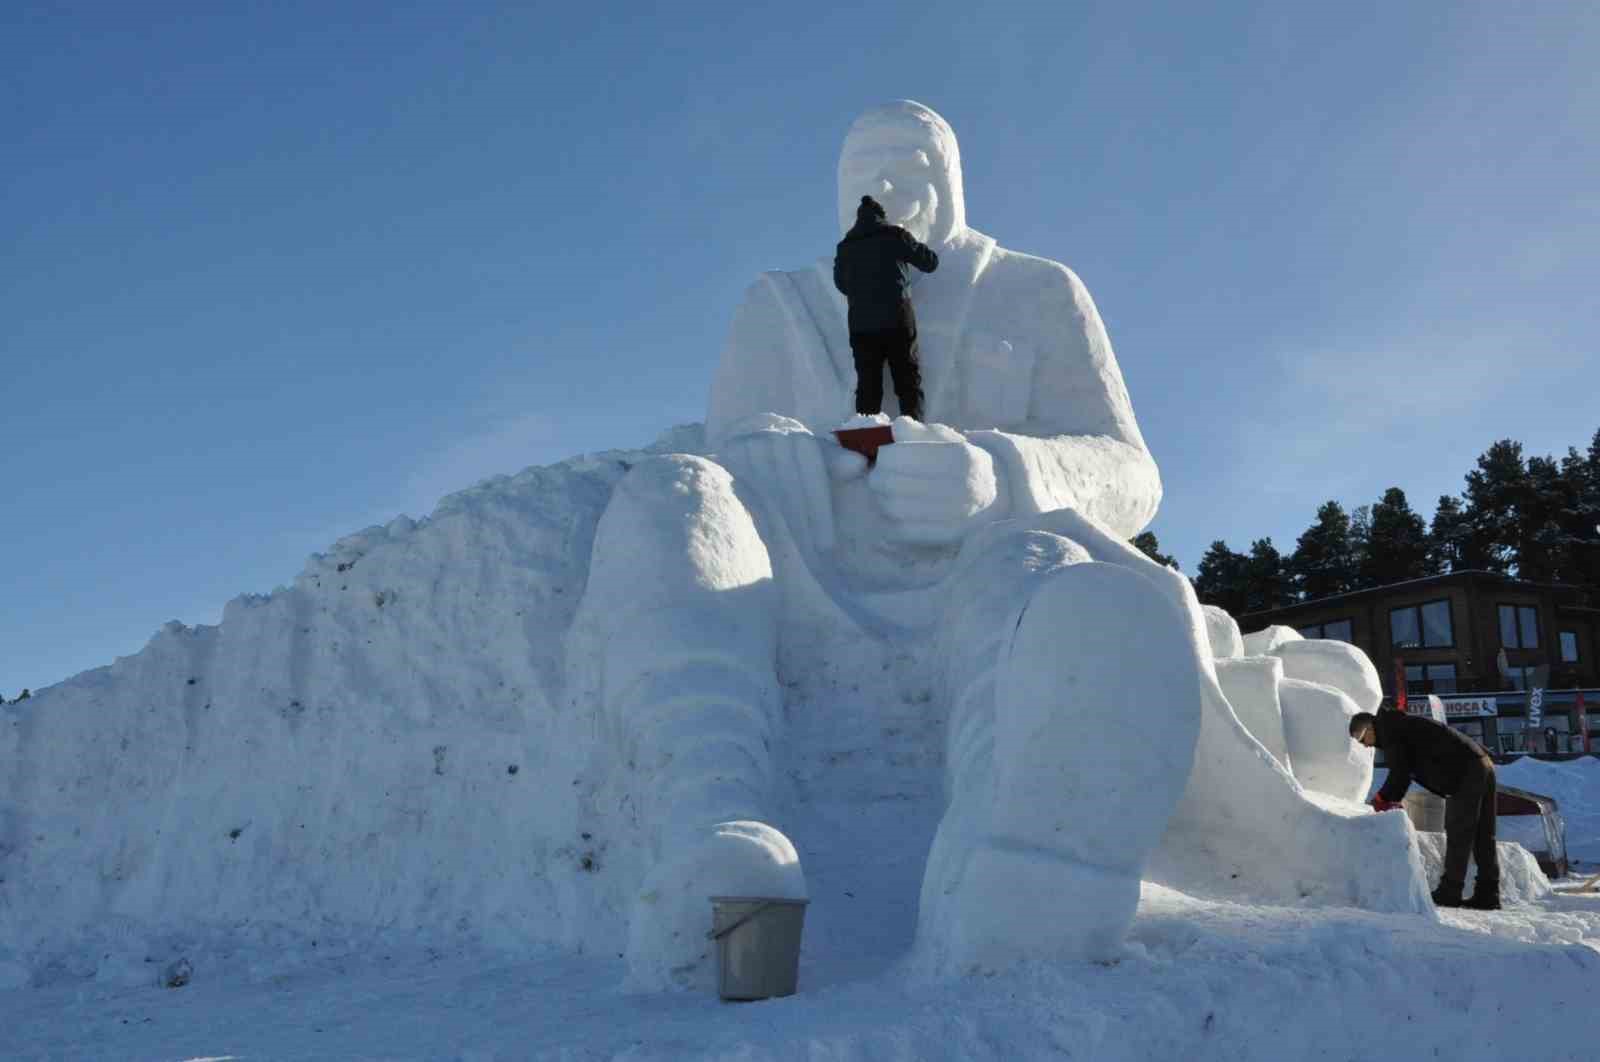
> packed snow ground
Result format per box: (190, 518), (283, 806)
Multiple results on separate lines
(5, 441), (1600, 1059)
(4, 874), (1600, 1059)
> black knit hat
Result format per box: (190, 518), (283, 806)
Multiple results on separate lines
(857, 195), (886, 221)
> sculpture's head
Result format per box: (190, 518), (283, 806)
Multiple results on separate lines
(837, 101), (966, 246)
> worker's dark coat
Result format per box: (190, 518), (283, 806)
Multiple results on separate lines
(832, 217), (939, 334)
(1374, 709), (1492, 802)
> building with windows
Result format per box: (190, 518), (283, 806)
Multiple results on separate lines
(1239, 571), (1600, 756)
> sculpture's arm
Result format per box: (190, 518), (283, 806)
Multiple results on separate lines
(961, 254), (1161, 538)
(967, 430), (1160, 539)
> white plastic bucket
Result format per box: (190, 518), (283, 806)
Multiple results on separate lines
(707, 896), (808, 1001)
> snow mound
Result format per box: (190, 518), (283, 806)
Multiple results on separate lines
(1412, 833), (1551, 903)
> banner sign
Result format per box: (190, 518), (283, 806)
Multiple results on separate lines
(1435, 696), (1499, 719)
(1394, 657), (1407, 712)
(1528, 686), (1544, 728)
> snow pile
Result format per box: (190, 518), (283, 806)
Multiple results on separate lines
(0, 439), (696, 981)
(1501, 756), (1600, 865)
(1411, 832), (1552, 903)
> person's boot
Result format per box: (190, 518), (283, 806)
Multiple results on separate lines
(1464, 879), (1500, 911)
(1431, 877), (1464, 907)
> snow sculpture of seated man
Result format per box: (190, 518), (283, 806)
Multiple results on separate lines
(575, 101), (1423, 990)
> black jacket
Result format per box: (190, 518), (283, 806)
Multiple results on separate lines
(832, 218), (939, 334)
(1374, 709), (1492, 801)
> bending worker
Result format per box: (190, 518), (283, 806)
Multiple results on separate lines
(832, 194), (939, 421)
(1350, 709), (1500, 910)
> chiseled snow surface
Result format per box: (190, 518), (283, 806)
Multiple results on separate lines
(4, 440), (1600, 1059)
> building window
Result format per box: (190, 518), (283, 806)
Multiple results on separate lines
(1298, 618), (1354, 643)
(1404, 663), (1457, 696)
(1560, 631), (1579, 663)
(1390, 600), (1453, 649)
(1500, 716), (1526, 753)
(1499, 604), (1540, 649)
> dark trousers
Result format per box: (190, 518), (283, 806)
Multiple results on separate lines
(850, 328), (924, 422)
(1442, 757), (1498, 888)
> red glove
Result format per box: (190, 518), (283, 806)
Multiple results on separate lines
(1370, 793), (1403, 813)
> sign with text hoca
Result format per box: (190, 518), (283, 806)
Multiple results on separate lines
(1435, 696), (1498, 719)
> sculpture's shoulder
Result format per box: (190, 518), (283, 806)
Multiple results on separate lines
(733, 264), (829, 311)
(968, 238), (1113, 367)
(980, 243), (1101, 320)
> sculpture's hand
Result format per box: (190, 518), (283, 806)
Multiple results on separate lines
(716, 414), (836, 551)
(869, 435), (1005, 545)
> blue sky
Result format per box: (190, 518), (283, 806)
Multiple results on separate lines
(3, 1), (1597, 693)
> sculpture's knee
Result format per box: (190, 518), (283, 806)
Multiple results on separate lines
(587, 455), (773, 615)
(991, 561), (1201, 865)
(937, 528), (1091, 797)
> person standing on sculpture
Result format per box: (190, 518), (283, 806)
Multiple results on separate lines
(832, 194), (938, 420)
(1351, 710), (1500, 910)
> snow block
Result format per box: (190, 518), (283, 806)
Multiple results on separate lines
(1278, 678), (1373, 803)
(1202, 605), (1244, 660)
(1241, 624), (1302, 656)
(1213, 656), (1290, 771)
(1272, 639), (1383, 714)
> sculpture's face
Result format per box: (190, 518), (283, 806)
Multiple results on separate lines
(839, 139), (941, 244)
(837, 102), (965, 245)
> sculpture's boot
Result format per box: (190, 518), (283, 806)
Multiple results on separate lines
(923, 560), (1201, 971)
(625, 820), (805, 992)
(1431, 877), (1465, 907)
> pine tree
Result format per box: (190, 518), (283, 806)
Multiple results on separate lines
(1348, 505), (1373, 589)
(1361, 487), (1435, 586)
(1194, 540), (1251, 616)
(1463, 439), (1526, 574)
(16, 689), (29, 701)
(1243, 538), (1293, 613)
(1428, 495), (1472, 573)
(1290, 501), (1359, 600)
(1517, 454), (1571, 582)
(1567, 428), (1600, 585)
(1131, 531), (1180, 569)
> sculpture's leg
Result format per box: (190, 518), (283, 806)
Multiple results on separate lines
(575, 455), (802, 991)
(916, 527), (1201, 971)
